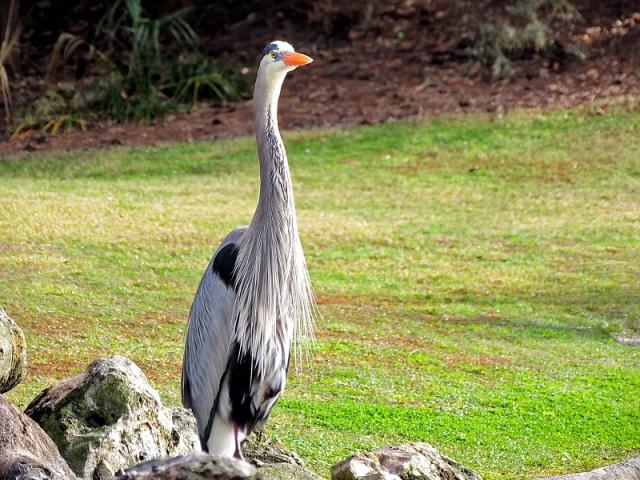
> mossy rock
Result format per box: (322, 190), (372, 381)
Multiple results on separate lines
(116, 453), (261, 480)
(25, 356), (198, 480)
(0, 307), (27, 394)
(259, 463), (323, 480)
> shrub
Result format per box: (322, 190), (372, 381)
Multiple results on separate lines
(92, 0), (243, 122)
(15, 0), (247, 130)
(454, 0), (583, 79)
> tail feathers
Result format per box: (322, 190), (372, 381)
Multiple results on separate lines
(205, 416), (236, 457)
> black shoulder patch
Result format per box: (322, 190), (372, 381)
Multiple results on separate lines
(263, 42), (278, 55)
(212, 243), (238, 288)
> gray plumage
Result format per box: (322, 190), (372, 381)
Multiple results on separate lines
(181, 40), (315, 458)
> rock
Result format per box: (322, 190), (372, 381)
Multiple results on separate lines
(537, 456), (640, 479)
(116, 452), (323, 480)
(0, 307), (27, 394)
(115, 453), (258, 480)
(586, 68), (599, 82)
(243, 434), (304, 467)
(0, 395), (77, 480)
(331, 442), (482, 480)
(115, 453), (260, 480)
(242, 432), (322, 479)
(25, 356), (199, 480)
(260, 463), (323, 480)
(615, 334), (640, 346)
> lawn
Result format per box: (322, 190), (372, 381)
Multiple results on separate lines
(1, 106), (639, 479)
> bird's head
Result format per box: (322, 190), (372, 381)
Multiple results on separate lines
(258, 41), (313, 82)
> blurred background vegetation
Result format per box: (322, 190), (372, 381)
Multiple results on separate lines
(0, 0), (636, 136)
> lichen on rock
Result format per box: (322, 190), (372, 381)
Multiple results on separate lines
(242, 432), (322, 479)
(259, 463), (323, 480)
(243, 432), (304, 467)
(0, 307), (27, 394)
(115, 453), (260, 480)
(331, 442), (483, 480)
(25, 355), (199, 480)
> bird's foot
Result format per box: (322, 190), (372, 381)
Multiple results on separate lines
(233, 423), (245, 461)
(233, 448), (245, 461)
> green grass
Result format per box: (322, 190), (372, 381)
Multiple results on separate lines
(1, 106), (639, 479)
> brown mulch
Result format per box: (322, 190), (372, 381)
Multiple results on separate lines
(1, 6), (639, 156)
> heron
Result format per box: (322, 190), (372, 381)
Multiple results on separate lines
(181, 41), (316, 459)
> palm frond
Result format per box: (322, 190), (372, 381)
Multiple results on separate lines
(0, 0), (21, 124)
(46, 33), (112, 80)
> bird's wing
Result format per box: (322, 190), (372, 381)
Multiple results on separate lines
(181, 227), (246, 443)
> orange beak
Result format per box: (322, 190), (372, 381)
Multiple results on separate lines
(282, 52), (313, 67)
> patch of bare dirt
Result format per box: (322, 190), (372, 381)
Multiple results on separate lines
(29, 358), (80, 379)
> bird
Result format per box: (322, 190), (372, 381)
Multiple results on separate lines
(181, 40), (316, 460)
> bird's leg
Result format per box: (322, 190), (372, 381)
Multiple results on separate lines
(233, 423), (245, 461)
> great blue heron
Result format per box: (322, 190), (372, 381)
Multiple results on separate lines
(181, 41), (316, 459)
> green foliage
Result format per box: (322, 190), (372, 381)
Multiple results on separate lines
(96, 72), (172, 123)
(462, 0), (583, 79)
(167, 55), (246, 104)
(98, 0), (198, 81)
(9, 84), (91, 139)
(91, 0), (242, 122)
(2, 107), (639, 478)
(18, 0), (246, 127)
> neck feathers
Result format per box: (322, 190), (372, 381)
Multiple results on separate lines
(232, 71), (315, 377)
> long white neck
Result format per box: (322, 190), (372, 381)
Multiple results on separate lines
(253, 68), (285, 140)
(253, 70), (294, 216)
(232, 67), (314, 375)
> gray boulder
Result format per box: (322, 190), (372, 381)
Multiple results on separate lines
(538, 456), (640, 479)
(243, 433), (304, 467)
(616, 334), (640, 346)
(115, 453), (260, 480)
(0, 307), (27, 394)
(116, 452), (323, 480)
(0, 395), (77, 480)
(259, 463), (323, 480)
(243, 432), (322, 479)
(331, 442), (482, 480)
(25, 356), (199, 479)
(116, 433), (321, 480)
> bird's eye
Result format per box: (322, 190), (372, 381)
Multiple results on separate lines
(270, 51), (277, 59)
